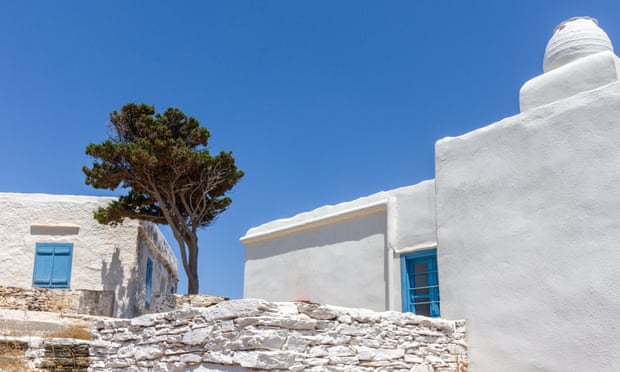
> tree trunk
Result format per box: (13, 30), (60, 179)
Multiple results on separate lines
(170, 226), (200, 295)
(186, 238), (200, 294)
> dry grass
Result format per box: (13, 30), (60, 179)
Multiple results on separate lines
(0, 340), (27, 371)
(456, 354), (468, 372)
(43, 325), (91, 340)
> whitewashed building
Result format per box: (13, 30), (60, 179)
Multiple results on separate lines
(242, 181), (436, 313)
(0, 193), (178, 317)
(242, 17), (620, 370)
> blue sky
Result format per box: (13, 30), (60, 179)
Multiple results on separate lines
(1, 1), (619, 297)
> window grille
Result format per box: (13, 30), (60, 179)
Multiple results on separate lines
(400, 249), (440, 317)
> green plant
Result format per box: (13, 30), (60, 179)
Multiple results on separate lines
(84, 103), (244, 294)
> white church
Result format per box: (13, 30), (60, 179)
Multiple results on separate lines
(242, 17), (620, 371)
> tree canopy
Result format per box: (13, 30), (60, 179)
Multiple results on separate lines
(83, 103), (244, 294)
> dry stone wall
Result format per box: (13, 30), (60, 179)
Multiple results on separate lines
(0, 335), (90, 371)
(150, 293), (228, 313)
(90, 299), (467, 371)
(0, 285), (114, 316)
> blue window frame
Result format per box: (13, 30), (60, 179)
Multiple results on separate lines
(32, 243), (73, 289)
(145, 258), (153, 310)
(401, 249), (440, 317)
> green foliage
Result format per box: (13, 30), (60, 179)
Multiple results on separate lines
(83, 103), (244, 293)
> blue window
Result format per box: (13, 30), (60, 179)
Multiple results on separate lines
(401, 249), (440, 317)
(145, 258), (153, 310)
(32, 243), (73, 289)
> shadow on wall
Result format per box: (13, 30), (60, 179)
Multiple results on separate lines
(244, 211), (388, 306)
(101, 247), (137, 317)
(245, 211), (387, 260)
(30, 226), (80, 236)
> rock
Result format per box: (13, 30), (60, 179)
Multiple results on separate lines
(328, 345), (355, 357)
(202, 351), (233, 365)
(87, 298), (467, 371)
(296, 303), (339, 320)
(135, 345), (164, 360)
(182, 326), (213, 345)
(179, 353), (202, 364)
(374, 348), (405, 361)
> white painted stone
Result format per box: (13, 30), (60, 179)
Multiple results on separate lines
(90, 299), (466, 370)
(189, 364), (247, 372)
(404, 354), (424, 364)
(106, 358), (130, 368)
(117, 344), (137, 358)
(183, 326), (213, 345)
(113, 330), (139, 342)
(289, 363), (306, 372)
(410, 364), (433, 372)
(337, 324), (370, 337)
(274, 317), (320, 330)
(446, 343), (467, 355)
(354, 346), (377, 361)
(312, 332), (351, 345)
(180, 353), (203, 364)
(336, 314), (352, 324)
(297, 303), (340, 320)
(231, 351), (258, 368)
(255, 351), (298, 369)
(306, 357), (329, 366)
(308, 345), (328, 357)
(284, 334), (310, 352)
(374, 348), (405, 361)
(132, 313), (162, 327)
(202, 351), (233, 365)
(135, 345), (164, 360)
(327, 345), (355, 357)
(328, 355), (359, 365)
(273, 301), (299, 315)
(203, 299), (269, 321)
(254, 329), (287, 349)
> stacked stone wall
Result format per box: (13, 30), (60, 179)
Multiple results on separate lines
(0, 336), (90, 371)
(150, 293), (228, 313)
(0, 285), (114, 316)
(90, 299), (467, 371)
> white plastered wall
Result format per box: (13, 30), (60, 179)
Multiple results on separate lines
(135, 224), (179, 314)
(242, 181), (437, 312)
(435, 81), (620, 371)
(387, 180), (437, 310)
(244, 208), (388, 311)
(0, 193), (178, 318)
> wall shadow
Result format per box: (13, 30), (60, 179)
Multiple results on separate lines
(101, 247), (126, 317)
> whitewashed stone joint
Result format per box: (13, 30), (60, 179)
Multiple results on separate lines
(89, 299), (467, 371)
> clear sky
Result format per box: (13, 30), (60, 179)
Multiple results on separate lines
(1, 1), (619, 297)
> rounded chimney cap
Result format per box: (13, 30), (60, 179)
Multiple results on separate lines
(543, 17), (613, 73)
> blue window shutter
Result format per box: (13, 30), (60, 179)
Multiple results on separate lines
(33, 246), (53, 286)
(51, 246), (72, 287)
(401, 249), (440, 317)
(145, 258), (153, 310)
(33, 243), (73, 289)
